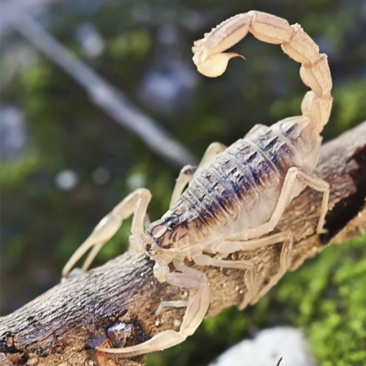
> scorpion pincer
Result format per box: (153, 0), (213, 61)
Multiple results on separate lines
(62, 10), (332, 357)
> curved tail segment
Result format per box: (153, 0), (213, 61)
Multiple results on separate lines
(192, 10), (333, 133)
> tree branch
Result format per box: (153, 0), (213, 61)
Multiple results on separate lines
(1, 122), (366, 366)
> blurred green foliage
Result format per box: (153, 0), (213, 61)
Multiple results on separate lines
(1, 0), (365, 364)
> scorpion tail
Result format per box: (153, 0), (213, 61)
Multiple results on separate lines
(192, 10), (333, 134)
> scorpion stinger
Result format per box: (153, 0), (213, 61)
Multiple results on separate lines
(63, 10), (332, 358)
(193, 11), (332, 133)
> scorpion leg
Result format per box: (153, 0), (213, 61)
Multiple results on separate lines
(194, 254), (253, 269)
(249, 236), (293, 306)
(230, 166), (330, 241)
(243, 123), (267, 138)
(193, 254), (256, 308)
(96, 263), (210, 356)
(155, 300), (188, 316)
(215, 231), (293, 309)
(198, 142), (227, 168)
(62, 188), (151, 277)
(170, 142), (226, 208)
(170, 165), (196, 209)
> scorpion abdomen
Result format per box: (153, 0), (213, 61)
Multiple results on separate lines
(180, 116), (321, 235)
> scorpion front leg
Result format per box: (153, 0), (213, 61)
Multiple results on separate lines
(96, 262), (210, 356)
(62, 188), (151, 277)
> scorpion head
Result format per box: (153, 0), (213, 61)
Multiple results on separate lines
(142, 210), (190, 282)
(144, 212), (189, 257)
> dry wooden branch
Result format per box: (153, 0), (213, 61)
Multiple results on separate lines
(1, 122), (366, 366)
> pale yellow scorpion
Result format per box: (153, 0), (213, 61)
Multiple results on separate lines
(62, 10), (332, 357)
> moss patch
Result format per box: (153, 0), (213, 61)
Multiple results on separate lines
(277, 234), (366, 366)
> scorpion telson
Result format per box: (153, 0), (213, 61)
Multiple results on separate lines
(62, 10), (332, 357)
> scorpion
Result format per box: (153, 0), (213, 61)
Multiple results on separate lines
(62, 10), (332, 357)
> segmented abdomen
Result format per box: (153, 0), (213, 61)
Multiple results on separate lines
(180, 116), (321, 233)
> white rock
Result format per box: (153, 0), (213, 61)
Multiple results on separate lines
(208, 327), (316, 366)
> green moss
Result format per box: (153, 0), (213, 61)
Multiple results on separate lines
(276, 234), (366, 365)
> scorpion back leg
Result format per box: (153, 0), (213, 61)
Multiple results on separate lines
(232, 166), (330, 242)
(198, 142), (227, 168)
(215, 232), (293, 309)
(170, 142), (226, 208)
(170, 165), (196, 209)
(96, 263), (210, 356)
(245, 236), (293, 308)
(193, 254), (256, 307)
(62, 188), (151, 277)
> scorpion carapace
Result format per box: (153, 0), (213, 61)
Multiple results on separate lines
(62, 10), (332, 357)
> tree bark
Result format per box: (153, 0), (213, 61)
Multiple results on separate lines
(1, 122), (366, 366)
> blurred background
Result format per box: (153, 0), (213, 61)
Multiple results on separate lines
(1, 0), (365, 365)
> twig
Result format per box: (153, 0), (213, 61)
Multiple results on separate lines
(0, 122), (365, 366)
(2, 6), (195, 167)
